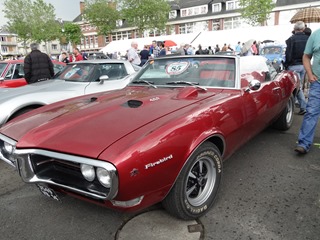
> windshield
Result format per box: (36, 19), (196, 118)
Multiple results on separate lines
(0, 63), (8, 76)
(131, 57), (236, 88)
(261, 47), (283, 55)
(53, 62), (128, 82)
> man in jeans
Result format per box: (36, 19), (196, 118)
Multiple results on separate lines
(285, 21), (309, 115)
(295, 27), (320, 154)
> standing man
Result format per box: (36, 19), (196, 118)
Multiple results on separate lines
(285, 21), (309, 115)
(127, 41), (141, 66)
(24, 43), (54, 84)
(73, 48), (83, 61)
(295, 26), (320, 154)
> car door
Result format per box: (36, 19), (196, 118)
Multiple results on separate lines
(240, 57), (282, 137)
(0, 63), (27, 88)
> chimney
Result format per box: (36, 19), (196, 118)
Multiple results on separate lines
(80, 1), (85, 14)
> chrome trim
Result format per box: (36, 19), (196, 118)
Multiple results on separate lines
(0, 133), (17, 168)
(13, 148), (118, 200)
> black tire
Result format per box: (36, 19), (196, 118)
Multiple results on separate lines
(273, 95), (294, 130)
(162, 142), (222, 220)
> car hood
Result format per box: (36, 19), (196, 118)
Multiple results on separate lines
(1, 86), (222, 158)
(0, 80), (88, 101)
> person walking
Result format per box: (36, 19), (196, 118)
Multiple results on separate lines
(23, 43), (54, 84)
(285, 21), (309, 115)
(295, 26), (320, 154)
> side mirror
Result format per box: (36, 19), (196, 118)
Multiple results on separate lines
(245, 79), (261, 92)
(0, 77), (4, 82)
(99, 75), (109, 84)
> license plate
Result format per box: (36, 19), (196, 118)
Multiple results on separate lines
(37, 184), (60, 202)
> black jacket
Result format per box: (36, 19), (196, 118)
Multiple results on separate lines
(24, 50), (54, 84)
(285, 32), (309, 67)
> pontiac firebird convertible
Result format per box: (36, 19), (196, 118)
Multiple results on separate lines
(0, 55), (299, 220)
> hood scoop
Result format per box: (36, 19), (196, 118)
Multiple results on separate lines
(123, 99), (143, 108)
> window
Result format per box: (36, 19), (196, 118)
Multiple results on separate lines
(52, 44), (58, 50)
(226, 0), (240, 11)
(224, 17), (241, 30)
(116, 20), (123, 27)
(169, 10), (177, 19)
(180, 5), (208, 18)
(212, 19), (221, 31)
(179, 21), (208, 34)
(212, 3), (222, 13)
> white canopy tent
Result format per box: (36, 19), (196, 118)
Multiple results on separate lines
(192, 23), (320, 49)
(100, 32), (200, 55)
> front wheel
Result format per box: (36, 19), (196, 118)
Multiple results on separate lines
(273, 95), (294, 130)
(162, 142), (222, 220)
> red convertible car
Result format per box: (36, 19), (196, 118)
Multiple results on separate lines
(0, 55), (299, 220)
(0, 59), (65, 88)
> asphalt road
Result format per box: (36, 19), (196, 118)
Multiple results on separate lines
(0, 113), (319, 240)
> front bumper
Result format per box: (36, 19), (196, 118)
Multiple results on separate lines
(0, 134), (118, 201)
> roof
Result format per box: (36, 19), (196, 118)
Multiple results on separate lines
(276, 0), (320, 6)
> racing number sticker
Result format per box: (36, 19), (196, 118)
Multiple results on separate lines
(166, 62), (190, 75)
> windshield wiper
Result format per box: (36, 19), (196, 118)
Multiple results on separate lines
(166, 81), (207, 91)
(132, 80), (157, 88)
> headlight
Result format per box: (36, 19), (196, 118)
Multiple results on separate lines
(3, 142), (14, 154)
(96, 167), (112, 188)
(80, 164), (95, 182)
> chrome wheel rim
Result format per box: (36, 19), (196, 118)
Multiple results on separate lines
(286, 97), (293, 123)
(185, 156), (216, 206)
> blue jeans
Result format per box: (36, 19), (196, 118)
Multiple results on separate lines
(288, 65), (307, 110)
(297, 81), (320, 151)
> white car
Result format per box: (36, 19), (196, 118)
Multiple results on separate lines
(0, 59), (140, 126)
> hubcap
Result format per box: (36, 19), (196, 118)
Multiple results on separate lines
(185, 156), (216, 206)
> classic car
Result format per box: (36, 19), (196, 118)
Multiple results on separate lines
(0, 55), (299, 220)
(260, 44), (286, 72)
(0, 59), (66, 88)
(0, 59), (140, 127)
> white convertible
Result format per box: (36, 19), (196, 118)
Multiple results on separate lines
(0, 59), (140, 126)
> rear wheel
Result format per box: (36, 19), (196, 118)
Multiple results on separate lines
(273, 95), (294, 130)
(162, 142), (222, 220)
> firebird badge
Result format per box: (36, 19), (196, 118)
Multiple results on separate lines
(145, 154), (173, 170)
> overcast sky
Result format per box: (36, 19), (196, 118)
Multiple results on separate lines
(0, 0), (81, 26)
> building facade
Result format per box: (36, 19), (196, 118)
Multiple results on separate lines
(73, 0), (320, 51)
(0, 31), (19, 59)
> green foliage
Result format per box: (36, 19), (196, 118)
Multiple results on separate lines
(3, 0), (33, 42)
(84, 0), (121, 35)
(120, 0), (171, 33)
(62, 22), (82, 45)
(29, 0), (61, 42)
(4, 0), (62, 44)
(239, 0), (275, 26)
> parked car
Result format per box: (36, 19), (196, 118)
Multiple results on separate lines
(260, 44), (286, 71)
(0, 55), (299, 220)
(0, 59), (140, 127)
(0, 59), (66, 88)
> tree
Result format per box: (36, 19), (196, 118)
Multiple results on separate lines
(29, 0), (61, 47)
(239, 0), (275, 26)
(120, 0), (171, 35)
(3, 0), (33, 53)
(84, 0), (121, 36)
(61, 22), (83, 46)
(4, 0), (61, 54)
